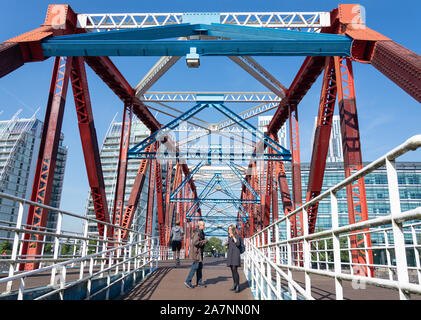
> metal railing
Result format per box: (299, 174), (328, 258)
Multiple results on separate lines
(244, 135), (421, 300)
(0, 191), (160, 300)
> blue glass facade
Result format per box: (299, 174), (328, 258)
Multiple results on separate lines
(283, 162), (421, 233)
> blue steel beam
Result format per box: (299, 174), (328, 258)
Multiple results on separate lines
(128, 103), (208, 154)
(128, 102), (291, 160)
(211, 103), (291, 156)
(217, 177), (249, 218)
(46, 23), (346, 42)
(41, 39), (351, 57)
(170, 160), (204, 199)
(185, 174), (220, 218)
(129, 151), (289, 161)
(226, 161), (260, 200)
(172, 198), (259, 204)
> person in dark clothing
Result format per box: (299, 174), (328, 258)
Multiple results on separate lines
(170, 220), (184, 267)
(184, 221), (208, 289)
(225, 224), (242, 293)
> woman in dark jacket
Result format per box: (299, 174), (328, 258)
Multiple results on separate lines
(226, 225), (242, 293)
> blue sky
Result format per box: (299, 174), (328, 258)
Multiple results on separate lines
(0, 0), (420, 233)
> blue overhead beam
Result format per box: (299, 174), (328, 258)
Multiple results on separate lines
(41, 39), (351, 57)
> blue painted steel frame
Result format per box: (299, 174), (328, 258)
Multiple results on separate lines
(226, 161), (260, 200)
(128, 102), (291, 160)
(41, 23), (351, 57)
(211, 103), (291, 157)
(170, 160), (204, 199)
(130, 151), (288, 161)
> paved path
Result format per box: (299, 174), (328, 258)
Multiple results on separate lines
(122, 257), (254, 300)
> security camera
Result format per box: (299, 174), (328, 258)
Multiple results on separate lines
(186, 47), (200, 68)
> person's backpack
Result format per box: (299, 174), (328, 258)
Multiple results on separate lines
(239, 236), (245, 254)
(172, 226), (183, 241)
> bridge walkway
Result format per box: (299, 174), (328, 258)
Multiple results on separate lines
(122, 257), (254, 300)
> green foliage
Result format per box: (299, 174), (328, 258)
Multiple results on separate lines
(204, 237), (224, 254)
(43, 243), (53, 255)
(60, 240), (74, 256)
(87, 240), (97, 254)
(0, 241), (12, 256)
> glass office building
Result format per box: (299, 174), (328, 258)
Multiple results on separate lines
(0, 117), (67, 242)
(282, 161), (421, 230)
(84, 118), (160, 238)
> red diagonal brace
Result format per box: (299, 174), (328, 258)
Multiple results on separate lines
(334, 56), (374, 277)
(112, 103), (133, 242)
(70, 56), (111, 239)
(20, 56), (72, 270)
(306, 57), (338, 234)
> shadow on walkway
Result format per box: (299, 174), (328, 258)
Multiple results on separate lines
(121, 258), (254, 300)
(122, 267), (171, 300)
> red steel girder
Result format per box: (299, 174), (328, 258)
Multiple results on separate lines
(288, 104), (303, 237)
(112, 103), (133, 242)
(306, 57), (338, 234)
(371, 41), (421, 103)
(20, 56), (72, 270)
(120, 145), (152, 240)
(155, 157), (166, 246)
(164, 160), (173, 246)
(1, 5), (79, 78)
(70, 56), (112, 238)
(145, 150), (157, 237)
(83, 57), (161, 132)
(166, 162), (182, 245)
(334, 56), (374, 276)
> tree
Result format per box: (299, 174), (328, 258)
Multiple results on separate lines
(60, 240), (74, 256)
(204, 237), (224, 254)
(0, 241), (12, 256)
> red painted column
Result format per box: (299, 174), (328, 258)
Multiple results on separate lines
(288, 104), (303, 238)
(112, 103), (132, 242)
(145, 146), (157, 237)
(306, 57), (338, 234)
(334, 56), (374, 277)
(20, 56), (72, 270)
(120, 146), (152, 240)
(155, 155), (165, 246)
(70, 56), (112, 239)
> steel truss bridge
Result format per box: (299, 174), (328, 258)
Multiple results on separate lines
(0, 4), (420, 301)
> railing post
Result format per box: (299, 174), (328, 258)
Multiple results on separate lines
(286, 215), (297, 299)
(302, 208), (311, 298)
(385, 158), (410, 299)
(17, 277), (26, 300)
(266, 229), (271, 299)
(411, 226), (421, 283)
(79, 220), (89, 280)
(6, 201), (24, 293)
(59, 265), (67, 300)
(330, 191), (343, 300)
(50, 211), (63, 286)
(101, 224), (107, 277)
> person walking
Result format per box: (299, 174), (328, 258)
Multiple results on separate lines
(184, 221), (208, 289)
(226, 225), (242, 293)
(170, 220), (184, 267)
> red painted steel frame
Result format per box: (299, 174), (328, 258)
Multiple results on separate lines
(145, 148), (157, 237)
(20, 56), (72, 270)
(112, 104), (133, 242)
(120, 145), (152, 240)
(70, 56), (112, 239)
(155, 157), (166, 246)
(306, 57), (338, 234)
(288, 105), (303, 237)
(334, 56), (374, 276)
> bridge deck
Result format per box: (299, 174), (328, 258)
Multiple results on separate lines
(122, 257), (254, 300)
